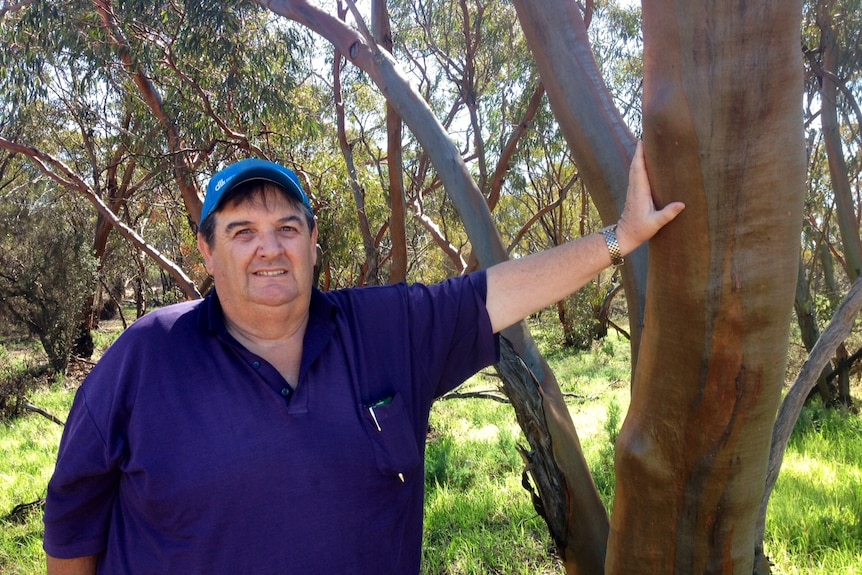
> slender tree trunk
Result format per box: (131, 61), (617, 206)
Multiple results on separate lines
(607, 2), (806, 573)
(510, 0), (647, 367)
(818, 0), (862, 281)
(372, 0), (408, 284)
(334, 3), (380, 286)
(794, 254), (833, 402)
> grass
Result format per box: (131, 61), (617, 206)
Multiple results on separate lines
(763, 402), (862, 575)
(1, 321), (861, 574)
(0, 380), (73, 575)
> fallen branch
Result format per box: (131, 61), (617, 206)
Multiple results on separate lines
(5, 498), (45, 524)
(440, 389), (510, 403)
(23, 402), (65, 426)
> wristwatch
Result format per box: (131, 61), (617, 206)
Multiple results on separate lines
(601, 224), (624, 266)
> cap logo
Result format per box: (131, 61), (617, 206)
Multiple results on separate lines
(214, 178), (227, 192)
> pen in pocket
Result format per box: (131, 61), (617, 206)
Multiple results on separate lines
(367, 396), (393, 432)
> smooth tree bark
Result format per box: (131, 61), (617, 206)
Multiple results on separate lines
(606, 2), (806, 573)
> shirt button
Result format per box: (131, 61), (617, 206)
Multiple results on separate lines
(281, 388), (291, 397)
(252, 361), (261, 369)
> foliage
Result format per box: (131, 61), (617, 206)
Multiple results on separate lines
(0, 191), (97, 372)
(555, 279), (611, 350)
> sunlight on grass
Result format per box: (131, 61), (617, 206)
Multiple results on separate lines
(764, 403), (862, 574)
(2, 326), (862, 574)
(0, 383), (71, 575)
(425, 391), (563, 574)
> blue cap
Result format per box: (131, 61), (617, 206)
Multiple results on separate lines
(202, 158), (312, 223)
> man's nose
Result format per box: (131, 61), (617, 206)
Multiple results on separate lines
(256, 230), (282, 256)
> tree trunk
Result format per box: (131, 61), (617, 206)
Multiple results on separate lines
(606, 2), (806, 573)
(254, 2), (610, 572)
(794, 254), (833, 402)
(372, 0), (409, 284)
(333, 3), (380, 286)
(817, 0), (862, 281)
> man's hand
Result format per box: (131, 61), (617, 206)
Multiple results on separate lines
(485, 140), (685, 334)
(615, 141), (686, 255)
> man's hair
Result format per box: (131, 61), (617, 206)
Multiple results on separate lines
(198, 180), (316, 247)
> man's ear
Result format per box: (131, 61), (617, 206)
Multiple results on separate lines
(197, 233), (214, 276)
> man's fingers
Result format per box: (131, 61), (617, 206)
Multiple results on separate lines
(654, 201), (686, 228)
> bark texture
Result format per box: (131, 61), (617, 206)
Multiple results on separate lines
(606, 2), (806, 573)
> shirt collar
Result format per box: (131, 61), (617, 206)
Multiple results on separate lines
(198, 288), (338, 371)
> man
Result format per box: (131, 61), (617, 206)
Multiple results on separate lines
(44, 143), (683, 574)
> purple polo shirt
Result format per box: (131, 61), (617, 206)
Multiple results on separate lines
(44, 272), (499, 574)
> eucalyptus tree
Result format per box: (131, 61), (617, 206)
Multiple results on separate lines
(0, 0), (852, 573)
(791, 0), (862, 406)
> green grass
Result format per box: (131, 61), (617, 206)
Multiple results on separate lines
(0, 381), (73, 575)
(424, 388), (562, 574)
(763, 402), (862, 574)
(2, 324), (861, 574)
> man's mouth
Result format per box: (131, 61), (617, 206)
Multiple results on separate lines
(255, 270), (286, 277)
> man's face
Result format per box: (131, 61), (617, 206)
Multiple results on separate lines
(198, 188), (318, 315)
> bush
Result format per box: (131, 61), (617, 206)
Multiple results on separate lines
(0, 199), (97, 372)
(556, 279), (610, 350)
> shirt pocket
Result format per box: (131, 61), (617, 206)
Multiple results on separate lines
(361, 393), (421, 481)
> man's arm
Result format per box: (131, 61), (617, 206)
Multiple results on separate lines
(485, 142), (685, 333)
(46, 554), (98, 575)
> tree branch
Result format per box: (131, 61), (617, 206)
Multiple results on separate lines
(755, 275), (862, 551)
(23, 403), (65, 426)
(0, 136), (201, 299)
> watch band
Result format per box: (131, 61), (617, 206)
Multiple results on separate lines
(601, 224), (624, 266)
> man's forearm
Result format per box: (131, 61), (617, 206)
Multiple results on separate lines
(485, 231), (613, 333)
(46, 554), (98, 575)
(484, 141), (685, 334)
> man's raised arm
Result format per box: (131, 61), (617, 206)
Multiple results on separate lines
(485, 142), (685, 334)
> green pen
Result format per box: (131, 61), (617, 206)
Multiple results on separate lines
(366, 396), (405, 482)
(367, 396), (393, 432)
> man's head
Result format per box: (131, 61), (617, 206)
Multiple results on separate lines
(197, 159), (319, 317)
(199, 159), (315, 246)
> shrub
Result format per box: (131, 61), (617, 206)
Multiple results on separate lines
(0, 199), (97, 372)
